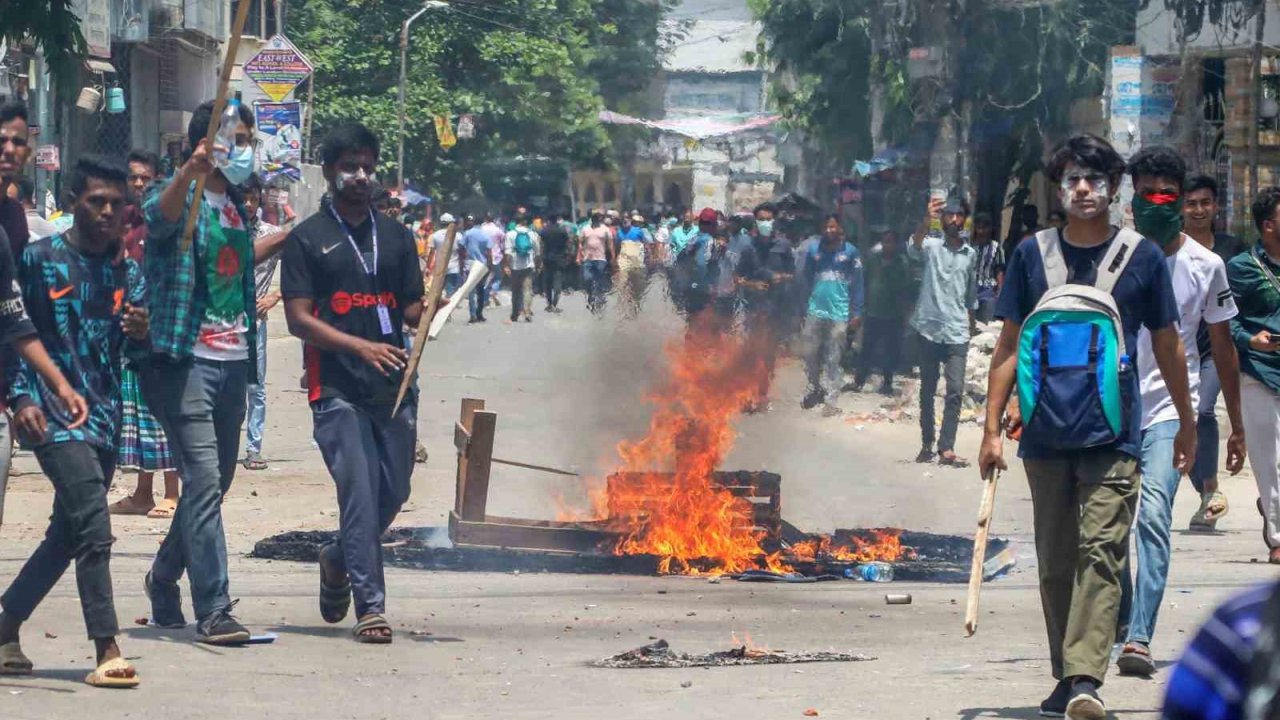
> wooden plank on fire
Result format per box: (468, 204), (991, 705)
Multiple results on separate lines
(449, 510), (618, 553)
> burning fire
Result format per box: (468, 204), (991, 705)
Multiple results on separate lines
(787, 529), (915, 564)
(603, 318), (779, 575)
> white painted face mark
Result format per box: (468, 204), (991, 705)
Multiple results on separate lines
(1059, 169), (1110, 220)
(336, 168), (369, 191)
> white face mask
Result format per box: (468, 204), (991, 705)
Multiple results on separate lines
(335, 167), (375, 191)
(1059, 169), (1110, 220)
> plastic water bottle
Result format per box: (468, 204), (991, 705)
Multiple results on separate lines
(211, 95), (241, 168)
(858, 562), (894, 583)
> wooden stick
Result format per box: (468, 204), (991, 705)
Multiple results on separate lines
(393, 221), (458, 415)
(965, 467), (1000, 637)
(491, 457), (581, 477)
(178, 0), (255, 252)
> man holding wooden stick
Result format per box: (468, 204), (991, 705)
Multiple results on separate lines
(281, 123), (424, 643)
(140, 100), (279, 645)
(978, 134), (1191, 720)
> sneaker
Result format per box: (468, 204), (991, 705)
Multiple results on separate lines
(145, 571), (187, 629)
(915, 448), (936, 464)
(196, 601), (251, 646)
(1039, 680), (1070, 717)
(801, 390), (825, 410)
(1064, 680), (1105, 720)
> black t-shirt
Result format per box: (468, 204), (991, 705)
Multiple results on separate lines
(1196, 232), (1246, 359)
(541, 224), (570, 266)
(281, 206), (424, 406)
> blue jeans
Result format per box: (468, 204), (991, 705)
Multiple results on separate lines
(1190, 355), (1219, 494)
(444, 272), (462, 298)
(1119, 419), (1178, 645)
(245, 318), (269, 456)
(582, 260), (610, 314)
(141, 357), (248, 622)
(468, 267), (490, 320)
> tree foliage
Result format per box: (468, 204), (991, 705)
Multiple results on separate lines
(288, 0), (677, 198)
(0, 0), (89, 86)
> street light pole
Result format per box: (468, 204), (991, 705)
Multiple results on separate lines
(398, 1), (448, 190)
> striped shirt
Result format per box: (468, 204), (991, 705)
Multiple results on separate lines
(1162, 582), (1273, 720)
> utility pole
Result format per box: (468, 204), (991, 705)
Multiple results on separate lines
(1250, 0), (1266, 202)
(398, 1), (449, 190)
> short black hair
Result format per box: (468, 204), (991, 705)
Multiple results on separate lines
(242, 173), (263, 196)
(1186, 174), (1220, 199)
(127, 149), (161, 174)
(13, 176), (34, 204)
(753, 202), (778, 217)
(1253, 186), (1280, 234)
(0, 102), (28, 126)
(188, 99), (254, 152)
(321, 122), (380, 166)
(1127, 145), (1187, 189)
(68, 154), (128, 198)
(1046, 133), (1126, 185)
(973, 211), (993, 226)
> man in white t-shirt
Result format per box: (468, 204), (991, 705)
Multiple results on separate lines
(503, 214), (541, 322)
(1117, 147), (1246, 678)
(427, 212), (462, 297)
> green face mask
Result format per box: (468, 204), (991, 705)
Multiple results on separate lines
(1132, 194), (1184, 246)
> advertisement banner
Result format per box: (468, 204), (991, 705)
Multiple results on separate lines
(435, 115), (457, 150)
(244, 35), (314, 103)
(254, 101), (303, 183)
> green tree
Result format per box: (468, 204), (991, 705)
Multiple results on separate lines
(0, 0), (88, 85)
(288, 0), (676, 200)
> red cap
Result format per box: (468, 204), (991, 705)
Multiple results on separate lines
(698, 207), (718, 224)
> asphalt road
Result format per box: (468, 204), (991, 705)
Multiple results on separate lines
(0, 281), (1275, 719)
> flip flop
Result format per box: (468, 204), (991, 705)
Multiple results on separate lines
(352, 614), (393, 644)
(938, 453), (971, 468)
(146, 498), (177, 520)
(319, 543), (352, 625)
(84, 657), (139, 688)
(242, 456), (268, 471)
(109, 496), (154, 516)
(0, 641), (33, 676)
(1116, 642), (1155, 677)
(1203, 491), (1229, 521)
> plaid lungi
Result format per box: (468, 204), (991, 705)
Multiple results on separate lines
(117, 366), (175, 471)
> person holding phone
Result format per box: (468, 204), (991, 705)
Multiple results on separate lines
(1228, 187), (1280, 564)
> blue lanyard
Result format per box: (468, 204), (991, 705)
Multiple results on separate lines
(327, 205), (379, 280)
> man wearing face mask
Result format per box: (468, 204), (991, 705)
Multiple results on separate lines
(1114, 146), (1244, 679)
(735, 202), (794, 412)
(908, 193), (978, 467)
(979, 134), (1190, 719)
(139, 99), (272, 645)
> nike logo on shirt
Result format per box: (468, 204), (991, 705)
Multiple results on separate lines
(49, 285), (74, 300)
(322, 243), (342, 255)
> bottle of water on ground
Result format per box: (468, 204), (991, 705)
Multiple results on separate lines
(844, 561), (894, 582)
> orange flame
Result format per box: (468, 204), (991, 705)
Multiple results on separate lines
(788, 529), (914, 564)
(602, 317), (779, 574)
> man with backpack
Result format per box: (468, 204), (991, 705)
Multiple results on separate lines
(1228, 186), (1280, 566)
(1114, 147), (1244, 680)
(503, 214), (541, 323)
(978, 133), (1192, 719)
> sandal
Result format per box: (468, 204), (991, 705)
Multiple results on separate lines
(1116, 642), (1155, 677)
(938, 452), (970, 468)
(319, 543), (352, 625)
(1190, 492), (1229, 531)
(147, 498), (178, 520)
(914, 448), (935, 464)
(84, 656), (139, 688)
(109, 496), (154, 516)
(242, 454), (268, 471)
(0, 641), (33, 676)
(352, 614), (393, 644)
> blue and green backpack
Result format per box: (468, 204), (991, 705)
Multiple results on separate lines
(1016, 228), (1140, 450)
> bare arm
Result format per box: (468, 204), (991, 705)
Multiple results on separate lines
(1208, 321), (1247, 473)
(978, 320), (1019, 477)
(13, 335), (87, 428)
(253, 229), (290, 263)
(1150, 326), (1196, 472)
(402, 299), (424, 329)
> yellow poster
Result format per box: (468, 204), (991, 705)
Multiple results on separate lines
(435, 116), (457, 150)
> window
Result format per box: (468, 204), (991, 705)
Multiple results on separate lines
(230, 0), (280, 39)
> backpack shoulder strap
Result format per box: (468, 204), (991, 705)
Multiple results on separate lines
(1035, 228), (1067, 288)
(1094, 227), (1142, 294)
